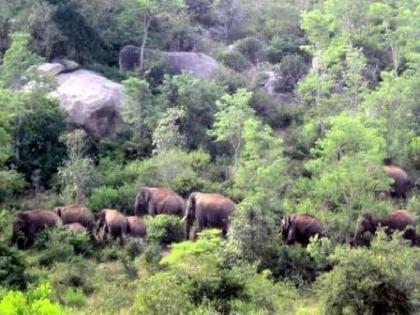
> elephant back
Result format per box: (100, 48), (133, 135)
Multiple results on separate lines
(381, 209), (415, 231)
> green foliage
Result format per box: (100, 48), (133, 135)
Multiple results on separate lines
(58, 130), (96, 204)
(145, 214), (184, 245)
(36, 227), (93, 266)
(275, 54), (308, 93)
(266, 36), (299, 64)
(159, 73), (225, 150)
(0, 32), (43, 88)
(219, 50), (251, 72)
(11, 90), (66, 187)
(317, 234), (419, 315)
(233, 118), (286, 209)
(63, 287), (86, 308)
(87, 186), (119, 213)
(237, 36), (266, 64)
(152, 107), (186, 153)
(209, 89), (255, 174)
(0, 241), (27, 290)
(0, 283), (62, 315)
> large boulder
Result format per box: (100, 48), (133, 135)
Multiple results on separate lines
(118, 45), (221, 78)
(52, 69), (123, 139)
(163, 51), (220, 78)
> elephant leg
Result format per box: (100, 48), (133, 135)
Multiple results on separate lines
(286, 227), (296, 245)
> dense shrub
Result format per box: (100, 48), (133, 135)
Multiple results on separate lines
(87, 186), (119, 213)
(0, 241), (27, 290)
(237, 37), (266, 64)
(266, 37), (299, 64)
(145, 215), (184, 246)
(219, 50), (252, 72)
(49, 257), (96, 299)
(317, 234), (419, 315)
(274, 54), (308, 93)
(36, 227), (93, 266)
(0, 283), (62, 315)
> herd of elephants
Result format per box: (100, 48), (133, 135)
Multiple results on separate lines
(10, 164), (420, 250)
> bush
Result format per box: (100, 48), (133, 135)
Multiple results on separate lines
(0, 283), (62, 315)
(237, 37), (266, 64)
(145, 215), (184, 246)
(0, 241), (27, 290)
(87, 186), (119, 213)
(219, 50), (252, 72)
(274, 54), (308, 93)
(266, 37), (299, 64)
(132, 273), (194, 314)
(36, 227), (93, 266)
(63, 287), (86, 308)
(140, 242), (163, 274)
(317, 234), (419, 315)
(49, 257), (95, 300)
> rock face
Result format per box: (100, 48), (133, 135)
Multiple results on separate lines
(163, 51), (220, 78)
(53, 69), (123, 139)
(118, 45), (221, 78)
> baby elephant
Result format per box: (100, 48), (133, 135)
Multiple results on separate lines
(12, 210), (61, 249)
(351, 209), (416, 246)
(96, 209), (128, 245)
(281, 214), (325, 245)
(64, 223), (87, 234)
(127, 216), (147, 239)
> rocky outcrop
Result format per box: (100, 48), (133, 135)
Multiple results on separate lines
(52, 69), (123, 139)
(163, 51), (220, 78)
(119, 45), (221, 78)
(32, 60), (123, 139)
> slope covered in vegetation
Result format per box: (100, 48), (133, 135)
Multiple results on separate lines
(0, 0), (419, 314)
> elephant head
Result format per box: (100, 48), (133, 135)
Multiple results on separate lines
(11, 211), (27, 248)
(134, 188), (151, 216)
(183, 192), (198, 238)
(352, 213), (378, 246)
(53, 207), (63, 218)
(281, 216), (291, 241)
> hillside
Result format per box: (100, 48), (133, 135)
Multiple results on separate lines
(0, 0), (419, 314)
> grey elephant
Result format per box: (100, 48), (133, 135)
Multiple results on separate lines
(384, 165), (412, 199)
(96, 209), (128, 245)
(54, 205), (95, 235)
(12, 210), (62, 249)
(127, 216), (147, 239)
(183, 192), (235, 239)
(281, 214), (325, 245)
(119, 45), (140, 71)
(134, 187), (185, 217)
(351, 209), (416, 246)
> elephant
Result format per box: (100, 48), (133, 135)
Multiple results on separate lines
(96, 209), (128, 245)
(351, 209), (416, 246)
(384, 165), (412, 199)
(281, 214), (325, 245)
(64, 223), (87, 234)
(119, 45), (140, 71)
(127, 216), (147, 239)
(54, 205), (95, 235)
(134, 187), (185, 217)
(12, 210), (61, 249)
(183, 192), (235, 239)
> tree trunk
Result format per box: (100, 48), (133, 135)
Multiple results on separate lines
(139, 13), (151, 72)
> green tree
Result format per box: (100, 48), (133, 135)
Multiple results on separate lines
(58, 130), (96, 204)
(121, 76), (156, 154)
(233, 118), (286, 209)
(0, 32), (43, 88)
(209, 89), (254, 175)
(152, 107), (185, 154)
(135, 0), (184, 71)
(317, 234), (419, 315)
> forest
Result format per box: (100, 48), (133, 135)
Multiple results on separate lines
(0, 0), (419, 314)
